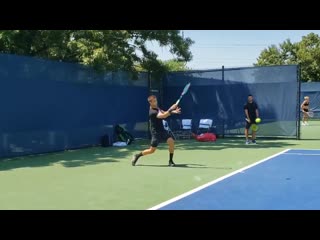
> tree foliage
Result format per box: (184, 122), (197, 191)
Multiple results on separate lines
(0, 30), (194, 78)
(161, 59), (190, 71)
(255, 33), (320, 81)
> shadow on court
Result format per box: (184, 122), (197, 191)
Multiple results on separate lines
(0, 147), (132, 171)
(0, 138), (299, 172)
(137, 163), (209, 168)
(175, 138), (299, 151)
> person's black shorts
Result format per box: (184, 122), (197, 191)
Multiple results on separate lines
(150, 131), (174, 147)
(304, 109), (309, 113)
(245, 118), (256, 130)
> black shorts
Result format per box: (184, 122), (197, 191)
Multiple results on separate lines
(304, 109), (309, 112)
(150, 131), (173, 147)
(245, 119), (256, 130)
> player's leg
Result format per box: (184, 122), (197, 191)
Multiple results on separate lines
(131, 147), (157, 166)
(302, 112), (307, 125)
(142, 147), (157, 156)
(305, 110), (309, 125)
(252, 130), (257, 144)
(131, 136), (158, 166)
(167, 137), (175, 166)
(245, 122), (251, 144)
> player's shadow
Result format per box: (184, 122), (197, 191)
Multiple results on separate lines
(137, 163), (208, 168)
(175, 138), (299, 150)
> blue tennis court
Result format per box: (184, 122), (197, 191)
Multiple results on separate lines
(150, 149), (320, 210)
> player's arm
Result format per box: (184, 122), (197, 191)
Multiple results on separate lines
(169, 104), (178, 111)
(255, 104), (259, 118)
(244, 109), (250, 122)
(157, 110), (171, 119)
(157, 108), (181, 119)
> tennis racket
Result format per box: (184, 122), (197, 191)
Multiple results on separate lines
(176, 82), (191, 105)
(307, 111), (314, 117)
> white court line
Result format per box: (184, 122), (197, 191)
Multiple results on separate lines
(148, 149), (290, 210)
(283, 153), (320, 156)
(288, 149), (320, 151)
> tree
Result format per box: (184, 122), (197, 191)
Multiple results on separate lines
(135, 59), (189, 73)
(0, 30), (194, 78)
(255, 33), (320, 81)
(161, 59), (190, 71)
(296, 33), (320, 81)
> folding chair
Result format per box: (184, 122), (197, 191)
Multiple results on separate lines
(176, 119), (192, 139)
(197, 119), (214, 134)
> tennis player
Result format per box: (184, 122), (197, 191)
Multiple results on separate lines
(131, 95), (181, 167)
(301, 96), (310, 125)
(244, 94), (259, 145)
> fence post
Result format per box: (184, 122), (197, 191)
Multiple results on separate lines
(147, 71), (151, 140)
(297, 65), (301, 140)
(222, 65), (225, 138)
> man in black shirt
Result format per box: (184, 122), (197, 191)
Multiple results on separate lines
(131, 95), (181, 166)
(244, 94), (259, 145)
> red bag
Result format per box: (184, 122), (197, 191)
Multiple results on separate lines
(192, 133), (217, 142)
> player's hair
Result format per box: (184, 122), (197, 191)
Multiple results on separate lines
(304, 96), (309, 100)
(248, 94), (253, 97)
(148, 95), (157, 102)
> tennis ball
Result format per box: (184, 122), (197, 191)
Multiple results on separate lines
(255, 118), (261, 123)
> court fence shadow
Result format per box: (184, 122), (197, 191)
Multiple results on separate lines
(0, 146), (135, 171)
(0, 138), (303, 172)
(171, 138), (299, 151)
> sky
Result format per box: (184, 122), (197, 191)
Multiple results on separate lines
(146, 30), (320, 70)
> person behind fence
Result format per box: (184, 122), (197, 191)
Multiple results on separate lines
(131, 95), (181, 167)
(244, 94), (259, 145)
(301, 96), (310, 126)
